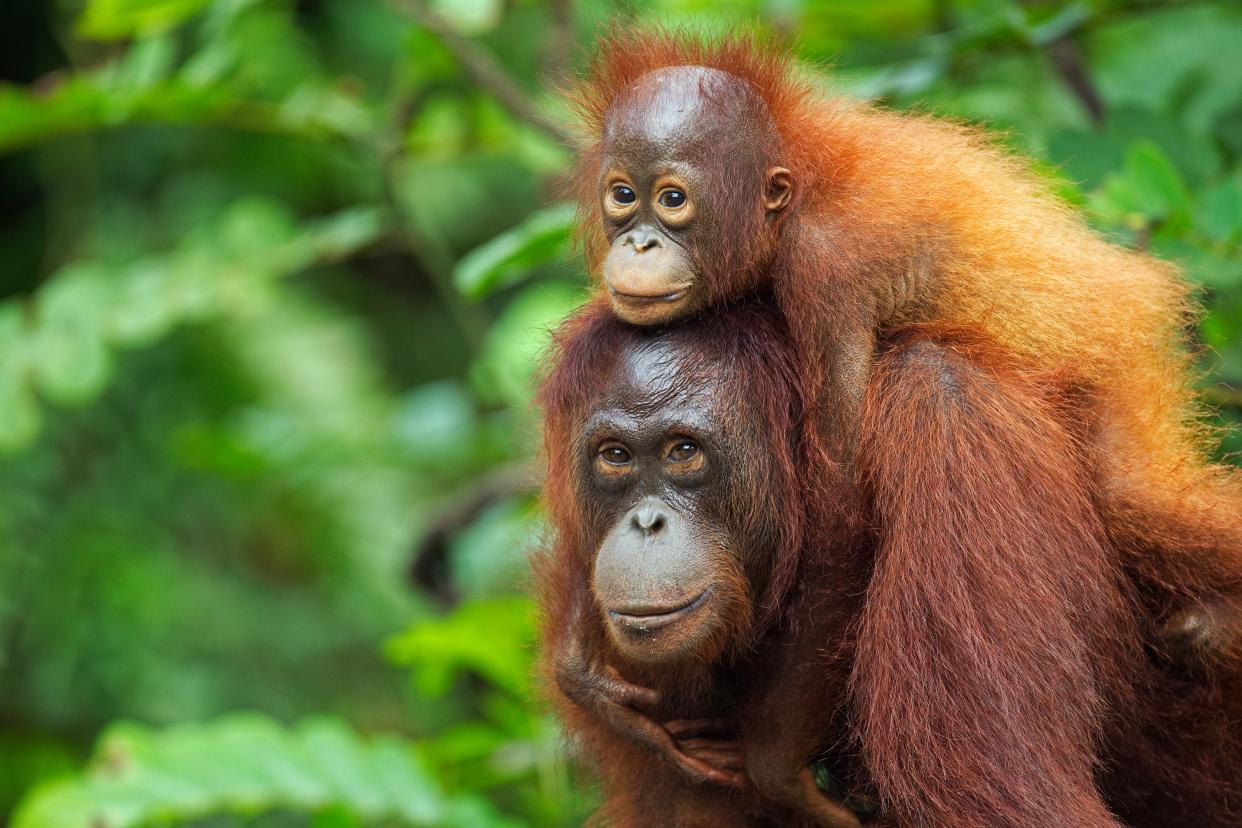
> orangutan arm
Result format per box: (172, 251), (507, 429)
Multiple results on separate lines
(851, 331), (1133, 828)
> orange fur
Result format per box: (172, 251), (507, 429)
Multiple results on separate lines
(566, 29), (1242, 601)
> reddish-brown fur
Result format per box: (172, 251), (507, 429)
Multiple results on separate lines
(565, 29), (1242, 621)
(536, 300), (1242, 827)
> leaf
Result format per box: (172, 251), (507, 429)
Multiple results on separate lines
(30, 327), (112, 407)
(427, 0), (503, 35)
(29, 265), (116, 406)
(1195, 175), (1242, 244)
(0, 306), (39, 452)
(448, 498), (543, 596)
(392, 380), (479, 468)
(0, 375), (41, 455)
(10, 715), (458, 828)
(1124, 140), (1192, 227)
(1048, 107), (1220, 190)
(1090, 5), (1242, 131)
(369, 737), (445, 825)
(77, 0), (212, 40)
(453, 204), (576, 300)
(0, 201), (386, 454)
(0, 71), (374, 156)
(385, 597), (536, 699)
(471, 281), (585, 409)
(1023, 2), (1091, 46)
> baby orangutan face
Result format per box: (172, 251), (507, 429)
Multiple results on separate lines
(598, 66), (793, 325)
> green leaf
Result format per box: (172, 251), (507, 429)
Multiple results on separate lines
(29, 265), (116, 406)
(1195, 175), (1242, 244)
(427, 0), (503, 35)
(1124, 140), (1192, 225)
(472, 281), (585, 409)
(1023, 2), (1091, 46)
(77, 0), (212, 40)
(0, 201), (386, 454)
(11, 715), (458, 828)
(0, 72), (375, 156)
(0, 305), (39, 452)
(31, 327), (112, 407)
(392, 380), (480, 468)
(386, 597), (536, 699)
(369, 737), (444, 825)
(453, 204), (576, 300)
(1049, 107), (1220, 190)
(0, 381), (40, 453)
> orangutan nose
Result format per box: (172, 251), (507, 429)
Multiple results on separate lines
(627, 228), (663, 252)
(630, 498), (668, 536)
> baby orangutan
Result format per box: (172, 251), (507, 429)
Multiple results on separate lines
(566, 31), (1242, 667)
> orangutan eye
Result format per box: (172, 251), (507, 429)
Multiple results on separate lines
(658, 189), (687, 209)
(599, 443), (633, 465)
(667, 439), (699, 463)
(611, 185), (637, 205)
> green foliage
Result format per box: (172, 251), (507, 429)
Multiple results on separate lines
(0, 200), (383, 452)
(77, 0), (215, 41)
(2, 0), (1241, 825)
(12, 715), (518, 828)
(386, 597), (535, 699)
(453, 204), (576, 300)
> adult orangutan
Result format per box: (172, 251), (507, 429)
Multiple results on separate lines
(536, 297), (1242, 827)
(564, 31), (1242, 641)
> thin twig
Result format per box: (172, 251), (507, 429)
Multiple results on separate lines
(1045, 35), (1105, 126)
(394, 0), (579, 148)
(545, 0), (574, 81)
(370, 90), (488, 348)
(1204, 385), (1242, 411)
(409, 461), (541, 603)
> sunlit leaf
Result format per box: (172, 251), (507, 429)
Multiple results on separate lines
(454, 204), (575, 300)
(472, 281), (585, 410)
(77, 0), (212, 40)
(386, 597), (536, 699)
(428, 0), (503, 35)
(11, 716), (454, 828)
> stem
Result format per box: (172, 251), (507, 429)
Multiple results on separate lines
(394, 0), (579, 148)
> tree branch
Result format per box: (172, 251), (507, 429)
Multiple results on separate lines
(393, 0), (579, 148)
(544, 0), (574, 81)
(1045, 35), (1105, 126)
(408, 461), (540, 604)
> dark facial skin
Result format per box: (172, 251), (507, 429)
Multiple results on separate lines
(600, 66), (794, 325)
(551, 325), (865, 823)
(580, 338), (749, 665)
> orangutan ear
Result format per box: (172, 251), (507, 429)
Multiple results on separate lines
(764, 167), (794, 213)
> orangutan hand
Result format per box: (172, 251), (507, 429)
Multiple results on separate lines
(552, 631), (746, 787)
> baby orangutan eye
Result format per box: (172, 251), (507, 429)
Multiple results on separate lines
(658, 189), (687, 209)
(612, 185), (637, 205)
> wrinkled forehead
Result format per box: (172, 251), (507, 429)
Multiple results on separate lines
(603, 66), (771, 162)
(599, 336), (730, 418)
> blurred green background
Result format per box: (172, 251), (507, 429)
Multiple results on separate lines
(0, 0), (1239, 826)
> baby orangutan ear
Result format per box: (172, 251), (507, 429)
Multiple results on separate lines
(764, 167), (795, 213)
